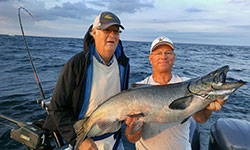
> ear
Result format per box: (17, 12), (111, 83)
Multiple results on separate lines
(149, 54), (152, 64)
(173, 53), (176, 60)
(92, 28), (96, 37)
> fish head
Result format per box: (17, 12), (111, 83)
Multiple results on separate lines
(188, 65), (245, 100)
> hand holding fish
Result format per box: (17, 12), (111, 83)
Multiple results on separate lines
(206, 99), (227, 111)
(193, 99), (227, 123)
(78, 137), (97, 150)
(125, 116), (143, 143)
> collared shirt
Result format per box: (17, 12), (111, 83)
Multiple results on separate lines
(94, 48), (114, 66)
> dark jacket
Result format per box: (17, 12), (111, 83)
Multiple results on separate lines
(43, 25), (130, 145)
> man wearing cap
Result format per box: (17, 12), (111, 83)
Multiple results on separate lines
(43, 12), (129, 150)
(125, 36), (226, 150)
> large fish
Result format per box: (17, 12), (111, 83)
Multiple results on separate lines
(74, 65), (245, 149)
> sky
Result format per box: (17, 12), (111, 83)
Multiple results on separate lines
(0, 0), (250, 46)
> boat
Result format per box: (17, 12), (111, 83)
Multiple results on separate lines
(189, 117), (250, 150)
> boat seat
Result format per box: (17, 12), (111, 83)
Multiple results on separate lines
(189, 117), (200, 150)
(209, 118), (250, 150)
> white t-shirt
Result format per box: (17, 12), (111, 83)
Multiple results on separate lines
(135, 75), (192, 150)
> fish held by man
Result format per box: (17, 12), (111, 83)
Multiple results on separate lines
(73, 65), (245, 149)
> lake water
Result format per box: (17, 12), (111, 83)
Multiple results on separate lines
(0, 34), (249, 149)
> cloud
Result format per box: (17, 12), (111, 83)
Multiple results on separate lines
(87, 0), (106, 8)
(0, 1), (20, 21)
(186, 8), (204, 13)
(152, 31), (250, 46)
(109, 0), (154, 13)
(0, 0), (99, 37)
(89, 0), (154, 13)
(231, 25), (250, 30)
(144, 18), (223, 25)
(26, 1), (98, 21)
(1, 0), (250, 46)
(0, 0), (13, 1)
(226, 0), (248, 4)
(0, 0), (153, 22)
(0, 0), (98, 22)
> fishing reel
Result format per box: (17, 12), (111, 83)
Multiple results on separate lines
(37, 97), (51, 110)
(0, 114), (53, 150)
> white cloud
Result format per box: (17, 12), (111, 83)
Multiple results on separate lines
(226, 0), (249, 4)
(0, 0), (249, 46)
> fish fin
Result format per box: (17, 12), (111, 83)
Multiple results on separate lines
(181, 116), (191, 124)
(97, 120), (122, 133)
(126, 120), (143, 136)
(130, 120), (143, 135)
(131, 83), (155, 88)
(74, 118), (89, 135)
(74, 118), (89, 150)
(169, 96), (193, 110)
(86, 120), (122, 138)
(131, 83), (146, 87)
(126, 113), (144, 136)
(128, 112), (145, 118)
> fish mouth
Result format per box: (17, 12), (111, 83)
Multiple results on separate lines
(207, 66), (245, 99)
(212, 80), (245, 90)
(210, 65), (245, 91)
(215, 66), (227, 84)
(205, 65), (229, 85)
(188, 65), (246, 97)
(207, 79), (245, 100)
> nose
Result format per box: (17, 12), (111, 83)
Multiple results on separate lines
(108, 31), (115, 38)
(160, 53), (168, 59)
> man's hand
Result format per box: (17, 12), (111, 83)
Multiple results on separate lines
(193, 99), (227, 123)
(206, 99), (227, 111)
(79, 137), (97, 150)
(125, 116), (143, 143)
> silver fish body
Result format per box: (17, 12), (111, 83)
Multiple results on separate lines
(74, 65), (245, 149)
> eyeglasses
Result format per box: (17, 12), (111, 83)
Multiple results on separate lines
(151, 51), (175, 57)
(102, 29), (122, 35)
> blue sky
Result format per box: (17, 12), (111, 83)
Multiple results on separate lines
(0, 0), (250, 46)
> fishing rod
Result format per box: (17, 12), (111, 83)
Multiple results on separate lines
(18, 7), (45, 101)
(18, 7), (51, 109)
(17, 7), (64, 148)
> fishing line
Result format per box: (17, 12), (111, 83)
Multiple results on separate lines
(18, 7), (45, 100)
(0, 114), (17, 129)
(0, 121), (15, 129)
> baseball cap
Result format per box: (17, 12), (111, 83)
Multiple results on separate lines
(150, 36), (174, 53)
(93, 12), (124, 30)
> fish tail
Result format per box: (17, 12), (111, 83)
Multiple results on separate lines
(74, 118), (89, 149)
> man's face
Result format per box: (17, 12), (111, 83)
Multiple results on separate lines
(92, 25), (120, 58)
(149, 45), (176, 73)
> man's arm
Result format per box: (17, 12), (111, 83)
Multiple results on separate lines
(49, 60), (78, 145)
(192, 99), (227, 123)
